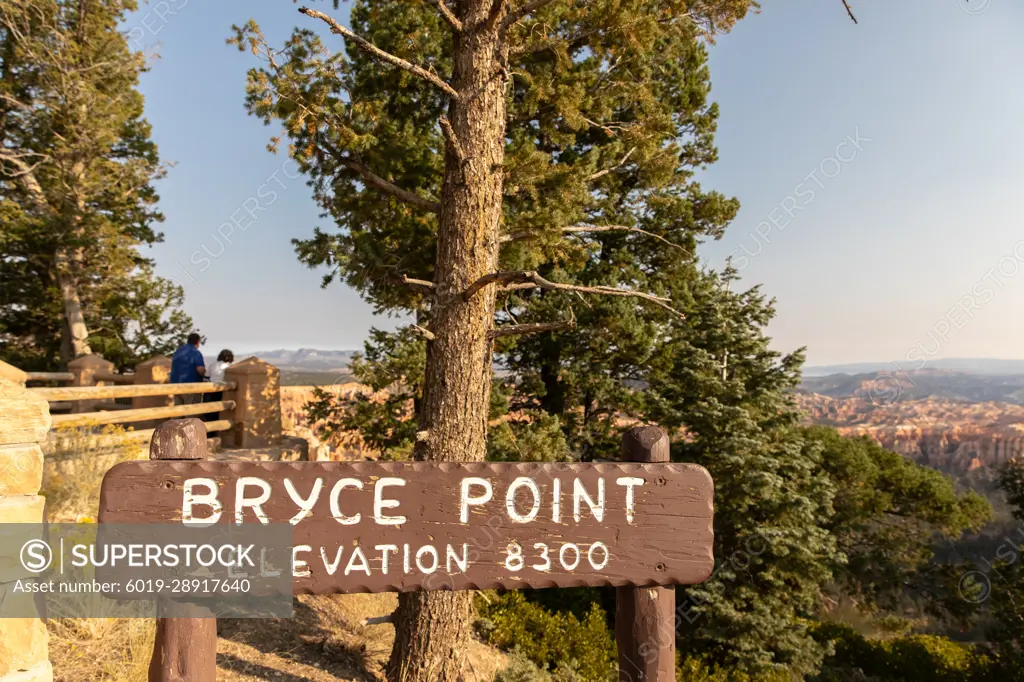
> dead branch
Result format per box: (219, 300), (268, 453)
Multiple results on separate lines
(361, 614), (394, 626)
(586, 146), (636, 181)
(0, 150), (50, 178)
(464, 271), (685, 319)
(503, 224), (690, 254)
(428, 0), (463, 31)
(411, 324), (436, 341)
(394, 274), (436, 294)
(489, 319), (577, 337)
(439, 116), (465, 162)
(490, 309), (576, 339)
(299, 7), (459, 100)
(841, 0), (858, 23)
(502, 0), (560, 30)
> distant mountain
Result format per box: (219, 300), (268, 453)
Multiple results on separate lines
(803, 358), (1024, 377)
(800, 368), (1024, 405)
(206, 348), (358, 371)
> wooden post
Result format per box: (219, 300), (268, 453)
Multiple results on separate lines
(616, 425), (676, 682)
(147, 419), (217, 682)
(0, 379), (53, 682)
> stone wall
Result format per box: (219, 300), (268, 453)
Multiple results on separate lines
(0, 378), (52, 682)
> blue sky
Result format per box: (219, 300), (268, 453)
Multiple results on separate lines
(131, 0), (1024, 365)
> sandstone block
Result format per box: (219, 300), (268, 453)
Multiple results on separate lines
(0, 382), (50, 447)
(223, 357), (282, 448)
(0, 618), (49, 677)
(0, 445), (44, 496)
(0, 661), (52, 682)
(0, 361), (27, 387)
(0, 497), (45, 524)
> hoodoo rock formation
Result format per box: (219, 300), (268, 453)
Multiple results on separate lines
(797, 392), (1024, 474)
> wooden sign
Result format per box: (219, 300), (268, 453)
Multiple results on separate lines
(98, 460), (713, 594)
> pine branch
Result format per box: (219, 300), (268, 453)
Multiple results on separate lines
(586, 147), (636, 181)
(411, 324), (436, 340)
(439, 116), (465, 162)
(463, 271), (685, 319)
(0, 149), (49, 178)
(502, 0), (560, 30)
(490, 310), (576, 339)
(299, 7), (459, 100)
(327, 148), (441, 213)
(503, 224), (690, 254)
(0, 151), (56, 215)
(841, 0), (858, 23)
(394, 274), (436, 294)
(428, 0), (463, 31)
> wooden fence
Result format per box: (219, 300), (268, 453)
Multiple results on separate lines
(2, 353), (284, 452)
(0, 352), (286, 682)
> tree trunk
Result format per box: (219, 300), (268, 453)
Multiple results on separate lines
(55, 248), (92, 359)
(386, 3), (508, 681)
(12, 164), (93, 361)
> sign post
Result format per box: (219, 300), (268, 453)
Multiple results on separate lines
(99, 420), (714, 682)
(616, 425), (677, 681)
(146, 419), (217, 682)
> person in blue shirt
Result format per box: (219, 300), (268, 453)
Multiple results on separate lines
(170, 333), (207, 405)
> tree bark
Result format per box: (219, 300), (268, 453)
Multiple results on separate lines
(386, 2), (509, 680)
(10, 161), (93, 361)
(55, 248), (92, 359)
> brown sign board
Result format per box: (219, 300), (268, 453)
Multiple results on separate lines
(98, 461), (714, 594)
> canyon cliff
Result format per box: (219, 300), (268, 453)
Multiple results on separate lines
(797, 392), (1024, 475)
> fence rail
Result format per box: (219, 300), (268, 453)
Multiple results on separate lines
(25, 371), (74, 381)
(51, 400), (235, 428)
(5, 353), (282, 450)
(60, 419), (235, 448)
(95, 372), (136, 384)
(31, 381), (236, 402)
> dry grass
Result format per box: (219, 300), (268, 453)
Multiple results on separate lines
(42, 424), (144, 523)
(48, 617), (155, 682)
(42, 425), (154, 682)
(218, 594), (506, 682)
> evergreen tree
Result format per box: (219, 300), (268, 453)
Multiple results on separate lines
(0, 0), (191, 370)
(236, 0), (857, 678)
(977, 458), (1024, 676)
(629, 266), (837, 676)
(236, 1), (756, 678)
(804, 426), (990, 622)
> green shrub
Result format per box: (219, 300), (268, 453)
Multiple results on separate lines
(477, 591), (616, 681)
(811, 622), (987, 682)
(494, 652), (553, 682)
(678, 657), (794, 681)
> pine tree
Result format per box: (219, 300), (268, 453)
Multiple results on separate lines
(978, 458), (1024, 675)
(804, 426), (990, 622)
(0, 0), (191, 369)
(235, 2), (756, 678)
(233, 0), (855, 678)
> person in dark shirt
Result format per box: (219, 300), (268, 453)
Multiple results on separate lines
(170, 333), (207, 405)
